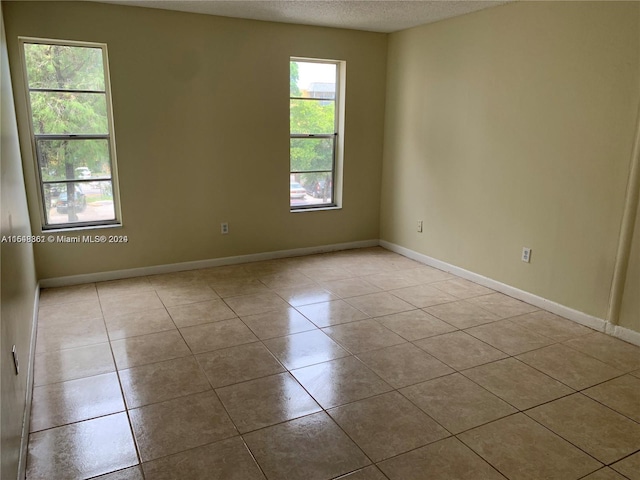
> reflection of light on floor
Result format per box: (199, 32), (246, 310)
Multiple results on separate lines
(280, 374), (321, 420)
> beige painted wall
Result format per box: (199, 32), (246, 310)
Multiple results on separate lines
(3, 1), (387, 280)
(1, 5), (38, 479)
(619, 201), (640, 332)
(381, 1), (640, 321)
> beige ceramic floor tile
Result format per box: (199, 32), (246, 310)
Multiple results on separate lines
(378, 436), (504, 480)
(240, 307), (317, 339)
(258, 267), (315, 290)
(323, 319), (407, 354)
(291, 356), (393, 409)
(38, 299), (102, 325)
(527, 394), (640, 464)
(510, 310), (593, 342)
(296, 299), (369, 328)
(390, 284), (457, 308)
(39, 284), (98, 306)
(517, 344), (624, 390)
(364, 267), (450, 291)
(94, 466), (144, 480)
(414, 331), (508, 371)
(631, 369), (640, 379)
(583, 374), (640, 422)
(302, 266), (353, 282)
(564, 332), (640, 372)
(243, 412), (370, 480)
(466, 293), (538, 319)
(400, 373), (516, 434)
(180, 318), (258, 354)
(111, 330), (191, 369)
(242, 260), (293, 277)
(147, 271), (204, 288)
(96, 277), (154, 298)
(166, 299), (237, 328)
(142, 437), (265, 480)
(273, 284), (338, 307)
(375, 310), (457, 341)
(430, 278), (495, 299)
(198, 265), (253, 284)
(319, 277), (382, 298)
(611, 451), (640, 480)
(258, 271), (315, 289)
(119, 356), (211, 408)
(34, 342), (114, 386)
(26, 413), (137, 480)
(328, 391), (450, 462)
(337, 466), (388, 480)
(196, 342), (285, 389)
(104, 308), (176, 340)
(101, 291), (164, 318)
(35, 316), (108, 354)
(424, 300), (501, 329)
(357, 343), (453, 388)
(210, 278), (271, 298)
(30, 372), (124, 432)
(216, 372), (321, 433)
(263, 330), (349, 370)
(155, 284), (219, 307)
(463, 358), (574, 410)
(402, 267), (454, 285)
(345, 292), (415, 317)
(581, 468), (631, 480)
(465, 319), (555, 355)
(361, 271), (423, 290)
(458, 413), (602, 480)
(224, 292), (290, 316)
(129, 390), (237, 462)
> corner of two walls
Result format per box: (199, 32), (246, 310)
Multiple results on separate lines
(380, 1), (640, 334)
(1, 4), (38, 480)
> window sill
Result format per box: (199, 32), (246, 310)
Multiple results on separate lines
(41, 223), (122, 234)
(290, 206), (342, 213)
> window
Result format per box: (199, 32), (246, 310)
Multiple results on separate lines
(290, 58), (344, 210)
(20, 38), (120, 229)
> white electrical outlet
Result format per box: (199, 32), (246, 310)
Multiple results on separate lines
(522, 247), (531, 263)
(417, 220), (423, 233)
(221, 222), (229, 234)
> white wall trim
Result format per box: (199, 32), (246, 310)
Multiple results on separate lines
(380, 240), (640, 347)
(605, 323), (640, 347)
(18, 282), (39, 480)
(39, 239), (379, 288)
(38, 238), (640, 347)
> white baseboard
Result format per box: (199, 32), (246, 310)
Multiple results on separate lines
(380, 240), (640, 347)
(37, 238), (640, 347)
(39, 239), (379, 288)
(18, 282), (39, 480)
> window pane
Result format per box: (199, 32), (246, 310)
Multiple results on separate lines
(37, 138), (111, 182)
(30, 91), (108, 135)
(290, 61), (336, 99)
(290, 137), (334, 172)
(289, 171), (333, 207)
(290, 99), (335, 135)
(44, 181), (115, 225)
(24, 43), (105, 91)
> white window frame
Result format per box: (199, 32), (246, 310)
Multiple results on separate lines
(19, 37), (122, 231)
(290, 57), (345, 212)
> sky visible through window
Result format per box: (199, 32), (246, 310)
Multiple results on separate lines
(296, 62), (335, 91)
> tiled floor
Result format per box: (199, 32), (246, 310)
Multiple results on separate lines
(27, 247), (640, 480)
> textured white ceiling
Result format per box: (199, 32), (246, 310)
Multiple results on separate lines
(95, 1), (509, 33)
